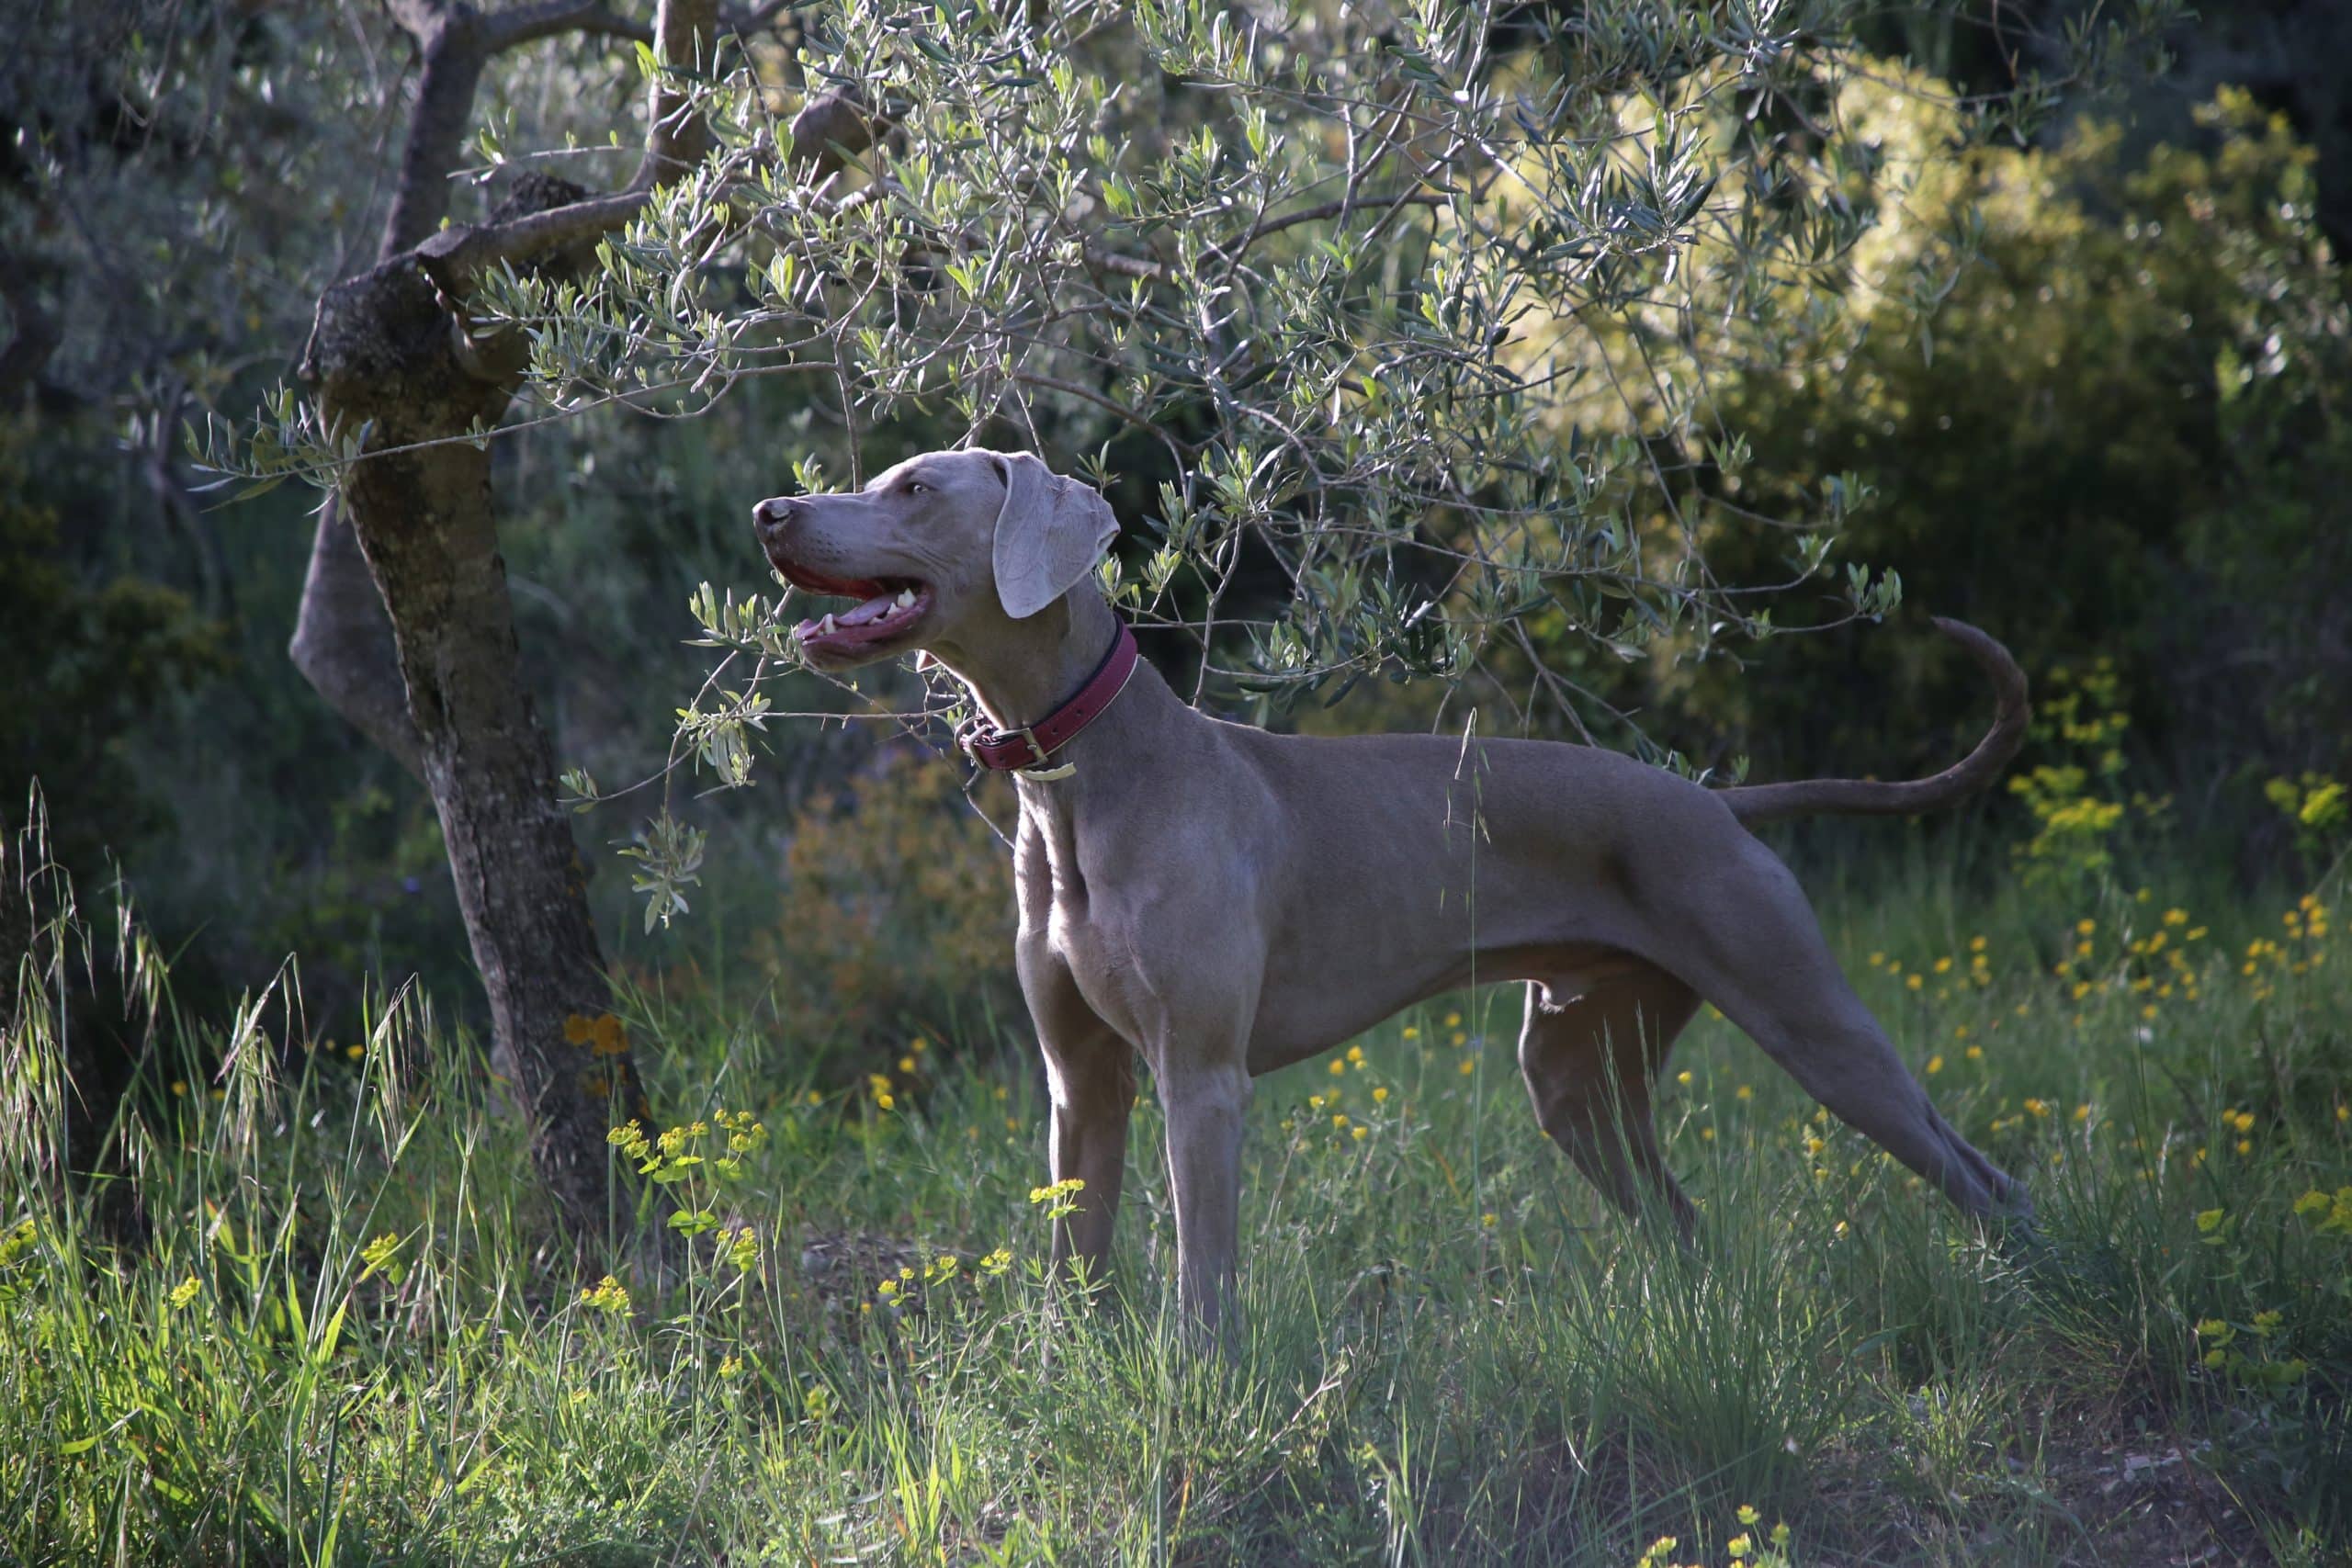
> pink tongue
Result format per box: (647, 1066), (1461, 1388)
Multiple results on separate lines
(839, 592), (897, 627)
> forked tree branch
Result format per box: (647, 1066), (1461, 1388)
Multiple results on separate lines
(378, 0), (736, 261)
(420, 68), (875, 288)
(306, 0), (724, 765)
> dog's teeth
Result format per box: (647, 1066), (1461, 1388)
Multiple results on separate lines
(820, 613), (836, 636)
(896, 589), (915, 608)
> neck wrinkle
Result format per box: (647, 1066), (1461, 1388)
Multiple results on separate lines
(951, 592), (1123, 734)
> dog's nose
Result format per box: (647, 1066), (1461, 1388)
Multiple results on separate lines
(752, 495), (798, 537)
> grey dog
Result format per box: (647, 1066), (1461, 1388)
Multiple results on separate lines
(755, 448), (2030, 1331)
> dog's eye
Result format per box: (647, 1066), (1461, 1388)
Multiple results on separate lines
(905, 480), (930, 496)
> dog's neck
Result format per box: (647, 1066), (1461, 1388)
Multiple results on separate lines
(937, 592), (1127, 736)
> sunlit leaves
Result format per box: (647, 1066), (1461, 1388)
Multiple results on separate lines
(620, 814), (706, 932)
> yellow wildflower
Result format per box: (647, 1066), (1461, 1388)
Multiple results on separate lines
(581, 1275), (631, 1314)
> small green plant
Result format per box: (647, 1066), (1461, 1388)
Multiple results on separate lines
(2267, 773), (2350, 863)
(607, 1111), (771, 1275)
(2007, 659), (2167, 892)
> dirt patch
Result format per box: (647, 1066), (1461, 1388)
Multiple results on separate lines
(1821, 1394), (2271, 1565)
(2029, 1415), (2267, 1566)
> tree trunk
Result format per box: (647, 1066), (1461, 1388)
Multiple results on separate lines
(301, 176), (649, 1248)
(286, 0), (728, 1258)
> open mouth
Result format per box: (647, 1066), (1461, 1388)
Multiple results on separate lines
(773, 561), (933, 658)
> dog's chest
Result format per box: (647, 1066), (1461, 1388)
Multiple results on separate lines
(1014, 798), (1159, 1033)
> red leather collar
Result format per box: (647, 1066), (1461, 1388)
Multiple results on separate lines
(958, 622), (1140, 773)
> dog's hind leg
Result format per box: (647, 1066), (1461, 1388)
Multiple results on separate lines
(1655, 841), (2025, 1219)
(1517, 963), (1701, 1235)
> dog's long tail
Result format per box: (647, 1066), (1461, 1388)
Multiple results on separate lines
(1717, 617), (2030, 827)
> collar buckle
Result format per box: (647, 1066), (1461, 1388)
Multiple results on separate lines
(956, 621), (1139, 779)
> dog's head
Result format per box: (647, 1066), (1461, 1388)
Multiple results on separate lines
(751, 449), (1117, 671)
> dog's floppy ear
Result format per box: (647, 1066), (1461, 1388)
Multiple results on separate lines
(991, 450), (1118, 620)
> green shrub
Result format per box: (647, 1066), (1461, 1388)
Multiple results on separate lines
(0, 418), (226, 871)
(744, 753), (1016, 1050)
(1558, 86), (2351, 824)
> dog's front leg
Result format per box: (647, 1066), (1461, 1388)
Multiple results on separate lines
(1157, 1053), (1252, 1340)
(1019, 931), (1136, 1291)
(1042, 1021), (1136, 1288)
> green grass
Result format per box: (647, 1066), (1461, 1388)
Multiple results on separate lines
(5, 851), (2350, 1565)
